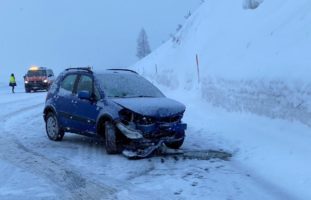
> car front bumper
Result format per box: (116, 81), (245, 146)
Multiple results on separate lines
(25, 82), (49, 90)
(116, 121), (187, 158)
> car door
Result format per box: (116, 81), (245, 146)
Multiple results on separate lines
(55, 73), (79, 130)
(71, 74), (101, 134)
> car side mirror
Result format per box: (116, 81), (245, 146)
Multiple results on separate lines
(78, 90), (91, 100)
(48, 74), (53, 77)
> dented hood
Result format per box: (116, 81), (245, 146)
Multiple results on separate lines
(112, 97), (186, 117)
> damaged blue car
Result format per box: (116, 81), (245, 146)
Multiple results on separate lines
(43, 67), (187, 158)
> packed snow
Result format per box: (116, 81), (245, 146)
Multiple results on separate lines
(133, 0), (311, 199)
(0, 0), (310, 199)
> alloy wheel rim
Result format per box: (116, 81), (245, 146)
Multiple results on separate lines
(47, 116), (58, 138)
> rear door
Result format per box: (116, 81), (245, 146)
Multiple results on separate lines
(70, 74), (101, 134)
(55, 74), (79, 130)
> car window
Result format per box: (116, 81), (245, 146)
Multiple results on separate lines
(60, 74), (78, 94)
(94, 86), (101, 100)
(76, 75), (93, 95)
(96, 73), (164, 98)
(49, 75), (62, 94)
(48, 70), (54, 76)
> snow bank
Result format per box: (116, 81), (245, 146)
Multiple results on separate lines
(133, 0), (311, 125)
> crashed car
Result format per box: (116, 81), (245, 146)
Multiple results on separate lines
(43, 67), (187, 158)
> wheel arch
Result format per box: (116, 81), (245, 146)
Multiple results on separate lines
(43, 106), (56, 121)
(96, 114), (114, 137)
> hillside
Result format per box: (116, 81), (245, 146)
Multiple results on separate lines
(134, 0), (311, 126)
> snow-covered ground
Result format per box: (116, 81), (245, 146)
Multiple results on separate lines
(0, 80), (310, 199)
(0, 0), (310, 199)
(130, 0), (311, 199)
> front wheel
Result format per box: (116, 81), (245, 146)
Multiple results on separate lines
(104, 121), (119, 154)
(165, 131), (185, 149)
(165, 138), (184, 149)
(45, 113), (64, 141)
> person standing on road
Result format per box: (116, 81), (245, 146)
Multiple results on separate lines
(9, 73), (17, 93)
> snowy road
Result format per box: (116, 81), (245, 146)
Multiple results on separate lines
(0, 84), (310, 200)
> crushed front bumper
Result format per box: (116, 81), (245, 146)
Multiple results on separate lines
(116, 121), (187, 159)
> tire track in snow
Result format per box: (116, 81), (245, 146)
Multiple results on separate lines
(0, 97), (118, 200)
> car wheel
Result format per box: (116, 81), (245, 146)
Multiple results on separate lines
(165, 131), (185, 149)
(104, 121), (119, 154)
(25, 88), (30, 93)
(46, 112), (64, 141)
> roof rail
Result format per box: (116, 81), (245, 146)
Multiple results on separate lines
(65, 67), (93, 73)
(107, 68), (138, 74)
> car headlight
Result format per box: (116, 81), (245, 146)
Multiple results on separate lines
(24, 80), (28, 84)
(119, 109), (134, 124)
(43, 79), (48, 83)
(119, 109), (155, 125)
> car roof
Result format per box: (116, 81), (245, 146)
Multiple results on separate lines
(63, 67), (138, 75)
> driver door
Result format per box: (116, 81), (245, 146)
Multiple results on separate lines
(71, 74), (101, 134)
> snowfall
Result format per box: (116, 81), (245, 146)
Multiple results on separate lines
(1, 0), (311, 199)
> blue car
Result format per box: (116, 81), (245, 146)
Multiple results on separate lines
(43, 68), (187, 158)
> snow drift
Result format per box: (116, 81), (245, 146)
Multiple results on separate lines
(134, 0), (311, 126)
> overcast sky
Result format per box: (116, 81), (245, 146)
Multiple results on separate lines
(0, 0), (201, 78)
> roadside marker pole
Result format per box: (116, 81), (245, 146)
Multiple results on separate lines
(196, 54), (200, 83)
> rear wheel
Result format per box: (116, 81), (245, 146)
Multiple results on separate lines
(104, 121), (119, 154)
(45, 112), (64, 141)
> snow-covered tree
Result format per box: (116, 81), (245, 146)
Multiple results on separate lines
(243, 0), (264, 9)
(136, 28), (151, 59)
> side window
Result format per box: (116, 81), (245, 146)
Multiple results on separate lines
(76, 75), (93, 95)
(49, 75), (62, 93)
(94, 86), (101, 100)
(60, 74), (78, 94)
(48, 70), (54, 76)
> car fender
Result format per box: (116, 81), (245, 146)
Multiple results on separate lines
(95, 99), (122, 132)
(43, 104), (58, 120)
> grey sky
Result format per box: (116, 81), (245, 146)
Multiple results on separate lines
(0, 0), (201, 77)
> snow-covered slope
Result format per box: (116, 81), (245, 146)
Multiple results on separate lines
(134, 0), (311, 126)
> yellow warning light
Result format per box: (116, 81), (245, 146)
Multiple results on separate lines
(29, 65), (40, 71)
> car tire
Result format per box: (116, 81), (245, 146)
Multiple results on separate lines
(45, 112), (64, 141)
(104, 121), (119, 154)
(25, 88), (30, 93)
(165, 131), (185, 149)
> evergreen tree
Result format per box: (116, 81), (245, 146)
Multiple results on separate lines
(136, 28), (151, 59)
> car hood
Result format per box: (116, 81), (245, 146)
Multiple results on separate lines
(111, 97), (186, 117)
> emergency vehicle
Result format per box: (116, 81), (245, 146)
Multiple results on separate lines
(24, 66), (55, 92)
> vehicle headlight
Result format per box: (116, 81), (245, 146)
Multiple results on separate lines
(119, 109), (156, 125)
(24, 80), (28, 84)
(43, 79), (48, 83)
(119, 109), (134, 124)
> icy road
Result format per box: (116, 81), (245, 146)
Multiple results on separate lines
(0, 84), (310, 200)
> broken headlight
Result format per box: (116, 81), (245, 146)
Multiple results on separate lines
(119, 109), (156, 125)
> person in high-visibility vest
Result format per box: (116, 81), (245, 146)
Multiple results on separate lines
(9, 73), (17, 93)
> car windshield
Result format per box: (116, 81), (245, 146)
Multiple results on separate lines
(96, 73), (165, 98)
(27, 70), (47, 77)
